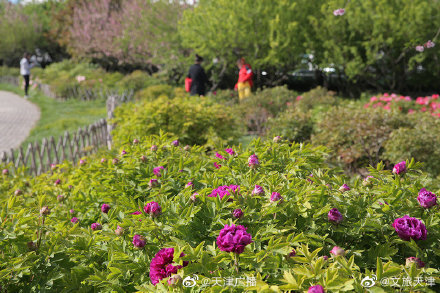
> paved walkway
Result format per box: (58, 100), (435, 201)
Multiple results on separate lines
(0, 91), (40, 153)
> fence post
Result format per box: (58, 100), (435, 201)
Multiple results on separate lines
(106, 95), (118, 150)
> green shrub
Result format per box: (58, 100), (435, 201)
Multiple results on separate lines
(0, 135), (439, 291)
(385, 113), (440, 176)
(112, 96), (244, 147)
(0, 66), (19, 76)
(115, 70), (161, 92)
(134, 84), (176, 101)
(295, 86), (339, 113)
(312, 106), (411, 172)
(266, 108), (314, 142)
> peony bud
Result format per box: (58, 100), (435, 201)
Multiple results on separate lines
(54, 179), (61, 186)
(112, 158), (119, 165)
(190, 193), (198, 202)
(273, 136), (282, 143)
(171, 140), (179, 147)
(140, 155), (147, 162)
(14, 189), (22, 196)
(248, 154), (259, 168)
(338, 184), (350, 192)
(101, 204), (111, 214)
(330, 246), (345, 257)
(185, 181), (193, 189)
(149, 179), (159, 188)
(150, 145), (158, 151)
(57, 194), (65, 202)
(91, 223), (102, 231)
(405, 257), (425, 268)
(167, 274), (182, 287)
(252, 185), (265, 196)
(288, 249), (296, 257)
(133, 139), (139, 144)
(115, 225), (125, 236)
(40, 206), (50, 216)
(233, 208), (243, 219)
(79, 159), (86, 166)
(2, 169), (9, 175)
(120, 150), (127, 156)
(144, 201), (162, 217)
(308, 285), (325, 293)
(132, 234), (146, 248)
(71, 217), (78, 224)
(392, 161), (406, 175)
(69, 209), (75, 214)
(270, 192), (283, 203)
(362, 176), (374, 187)
(50, 164), (57, 170)
(328, 208), (343, 224)
(184, 145), (191, 151)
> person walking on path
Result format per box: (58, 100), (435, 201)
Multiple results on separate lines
(235, 58), (254, 100)
(20, 52), (36, 98)
(187, 54), (208, 96)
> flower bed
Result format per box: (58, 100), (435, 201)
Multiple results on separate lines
(0, 133), (439, 291)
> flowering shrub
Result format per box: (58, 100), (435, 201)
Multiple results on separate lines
(0, 134), (439, 291)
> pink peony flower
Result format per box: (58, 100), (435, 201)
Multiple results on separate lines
(216, 224), (253, 254)
(339, 184), (350, 192)
(225, 148), (235, 155)
(2, 169), (9, 175)
(425, 40), (435, 48)
(393, 215), (427, 241)
(144, 201), (162, 217)
(133, 235), (146, 248)
(101, 204), (111, 214)
(392, 161), (406, 175)
(153, 166), (165, 177)
(252, 185), (265, 196)
(405, 257), (425, 268)
(209, 185), (240, 200)
(330, 246), (345, 256)
(248, 154), (259, 168)
(308, 285), (325, 293)
(149, 248), (188, 285)
(233, 208), (243, 219)
(270, 192), (283, 203)
(215, 152), (226, 160)
(417, 188), (437, 209)
(71, 217), (78, 223)
(328, 208), (343, 224)
(416, 45), (424, 52)
(333, 8), (345, 16)
(91, 223), (102, 231)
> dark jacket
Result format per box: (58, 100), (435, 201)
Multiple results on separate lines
(187, 63), (208, 96)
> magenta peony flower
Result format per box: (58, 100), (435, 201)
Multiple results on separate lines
(270, 192), (283, 203)
(149, 248), (188, 285)
(416, 45), (425, 52)
(101, 204), (111, 214)
(252, 185), (265, 196)
(308, 285), (325, 293)
(328, 208), (343, 224)
(121, 150), (127, 156)
(393, 215), (427, 241)
(171, 140), (179, 147)
(54, 179), (61, 186)
(215, 152), (226, 160)
(225, 148), (235, 155)
(71, 217), (78, 223)
(115, 225), (125, 236)
(151, 145), (158, 151)
(392, 161), (406, 175)
(2, 169), (8, 175)
(185, 181), (193, 189)
(417, 188), (437, 209)
(133, 235), (146, 248)
(153, 166), (165, 177)
(338, 184), (350, 192)
(289, 249), (296, 257)
(248, 154), (259, 168)
(91, 223), (102, 231)
(330, 246), (345, 257)
(216, 224), (253, 254)
(131, 211), (142, 215)
(144, 201), (162, 217)
(213, 162), (221, 169)
(149, 179), (159, 188)
(233, 208), (243, 219)
(405, 257), (425, 268)
(208, 185), (240, 200)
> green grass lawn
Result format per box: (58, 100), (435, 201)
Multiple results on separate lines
(0, 83), (107, 148)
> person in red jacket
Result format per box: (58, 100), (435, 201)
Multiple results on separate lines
(235, 58), (253, 100)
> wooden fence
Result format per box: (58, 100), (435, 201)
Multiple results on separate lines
(0, 119), (108, 176)
(0, 76), (19, 87)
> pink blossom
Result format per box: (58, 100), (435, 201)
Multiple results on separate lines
(425, 40), (435, 48)
(213, 162), (221, 169)
(415, 45), (424, 52)
(215, 152), (226, 160)
(333, 8), (345, 16)
(76, 75), (86, 83)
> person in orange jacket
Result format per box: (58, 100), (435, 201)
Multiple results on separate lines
(235, 58), (253, 100)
